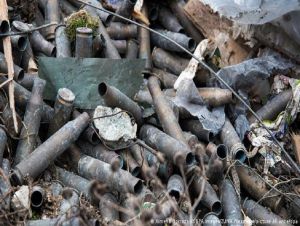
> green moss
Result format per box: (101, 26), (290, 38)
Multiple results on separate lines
(65, 10), (99, 42)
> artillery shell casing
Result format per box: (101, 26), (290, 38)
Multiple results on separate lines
(152, 68), (177, 89)
(140, 124), (194, 166)
(60, 0), (77, 15)
(11, 113), (90, 185)
(99, 193), (120, 222)
(0, 52), (24, 81)
(167, 174), (184, 201)
(55, 25), (71, 58)
(107, 22), (137, 40)
(98, 82), (143, 126)
(48, 88), (75, 137)
(158, 6), (184, 33)
(30, 30), (56, 56)
(220, 117), (247, 162)
(126, 39), (139, 59)
(77, 154), (143, 194)
(152, 48), (189, 75)
(10, 35), (28, 51)
(221, 179), (243, 226)
(122, 150), (141, 177)
(15, 78), (46, 165)
(180, 119), (214, 142)
(111, 39), (127, 54)
(75, 27), (93, 58)
(44, 0), (60, 40)
(112, 0), (137, 22)
(82, 0), (112, 24)
(151, 29), (196, 53)
(30, 186), (45, 208)
(243, 199), (292, 226)
(0, 128), (7, 166)
(198, 88), (234, 107)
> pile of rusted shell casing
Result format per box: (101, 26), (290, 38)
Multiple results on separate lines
(1, 0), (299, 225)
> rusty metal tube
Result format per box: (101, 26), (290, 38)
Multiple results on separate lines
(138, 3), (152, 73)
(99, 193), (120, 222)
(148, 76), (186, 144)
(111, 39), (127, 54)
(236, 164), (283, 213)
(59, 187), (79, 214)
(243, 199), (292, 226)
(98, 82), (143, 126)
(30, 30), (56, 56)
(220, 117), (247, 162)
(167, 174), (184, 202)
(221, 179), (243, 226)
(82, 0), (112, 24)
(140, 124), (194, 166)
(180, 119), (214, 142)
(60, 0), (77, 15)
(203, 213), (222, 226)
(44, 0), (60, 40)
(15, 78), (46, 165)
(112, 0), (137, 22)
(107, 22), (137, 40)
(249, 90), (292, 124)
(191, 175), (222, 215)
(77, 154), (143, 194)
(152, 48), (189, 75)
(75, 27), (93, 58)
(55, 25), (71, 58)
(30, 186), (45, 208)
(48, 88), (75, 137)
(0, 52), (24, 81)
(158, 6), (184, 33)
(18, 73), (37, 91)
(126, 39), (139, 59)
(152, 68), (177, 89)
(198, 88), (234, 107)
(11, 112), (90, 185)
(0, 128), (7, 166)
(121, 150), (141, 177)
(151, 29), (196, 53)
(11, 35), (28, 51)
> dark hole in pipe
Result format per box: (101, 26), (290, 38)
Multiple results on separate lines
(211, 201), (222, 215)
(31, 190), (43, 207)
(17, 36), (27, 51)
(149, 8), (159, 21)
(131, 166), (141, 177)
(188, 39), (196, 52)
(0, 21), (9, 34)
(17, 69), (25, 82)
(62, 188), (73, 200)
(134, 180), (143, 194)
(186, 152), (195, 165)
(51, 47), (57, 57)
(98, 82), (108, 96)
(208, 132), (214, 142)
(235, 149), (246, 163)
(217, 144), (227, 160)
(169, 190), (180, 201)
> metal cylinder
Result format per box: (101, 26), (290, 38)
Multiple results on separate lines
(30, 186), (45, 208)
(0, 128), (7, 166)
(111, 39), (127, 54)
(198, 88), (234, 107)
(140, 124), (194, 166)
(151, 29), (196, 53)
(180, 119), (214, 142)
(99, 193), (120, 222)
(152, 68), (177, 89)
(43, 0), (60, 40)
(30, 30), (56, 56)
(60, 0), (77, 15)
(236, 164), (284, 213)
(93, 34), (105, 57)
(0, 103), (22, 137)
(78, 154), (143, 194)
(0, 20), (9, 34)
(191, 175), (222, 215)
(221, 179), (243, 226)
(220, 117), (247, 162)
(152, 48), (189, 75)
(56, 167), (100, 202)
(112, 0), (137, 22)
(11, 35), (28, 51)
(203, 213), (222, 226)
(0, 52), (24, 81)
(243, 199), (292, 226)
(18, 73), (37, 91)
(249, 90), (292, 124)
(21, 40), (38, 73)
(48, 88), (75, 137)
(121, 150), (140, 177)
(126, 39), (139, 59)
(98, 82), (143, 126)
(158, 6), (184, 33)
(77, 140), (123, 170)
(169, 0), (203, 43)
(59, 187), (79, 215)
(148, 76), (186, 144)
(11, 112), (90, 185)
(15, 78), (46, 165)
(50, 181), (63, 196)
(82, 0), (112, 24)
(75, 27), (93, 58)
(148, 3), (159, 21)
(167, 174), (184, 201)
(107, 22), (137, 40)
(55, 25), (71, 58)
(138, 3), (152, 73)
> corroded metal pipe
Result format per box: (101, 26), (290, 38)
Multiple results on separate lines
(99, 193), (120, 222)
(148, 76), (186, 144)
(152, 68), (177, 89)
(11, 113), (90, 185)
(221, 179), (243, 226)
(75, 27), (93, 58)
(220, 117), (247, 162)
(107, 22), (137, 40)
(152, 48), (189, 75)
(140, 124), (194, 166)
(15, 78), (46, 165)
(98, 82), (143, 126)
(78, 154), (143, 194)
(138, 3), (152, 73)
(0, 128), (7, 166)
(48, 88), (75, 137)
(243, 199), (292, 226)
(30, 30), (56, 56)
(203, 213), (222, 226)
(30, 186), (45, 208)
(158, 6), (184, 33)
(167, 174), (184, 202)
(236, 164), (283, 213)
(82, 0), (112, 24)
(249, 90), (292, 124)
(180, 119), (214, 142)
(0, 52), (24, 81)
(60, 0), (77, 15)
(111, 39), (127, 54)
(10, 35), (28, 51)
(55, 25), (71, 58)
(121, 150), (141, 177)
(151, 29), (196, 53)
(112, 0), (137, 22)
(59, 187), (79, 214)
(126, 39), (139, 59)
(43, 0), (60, 40)
(18, 73), (36, 91)
(198, 88), (234, 107)
(190, 175), (222, 215)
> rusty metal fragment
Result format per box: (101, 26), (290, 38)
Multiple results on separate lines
(107, 22), (137, 40)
